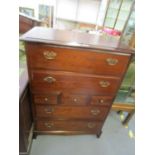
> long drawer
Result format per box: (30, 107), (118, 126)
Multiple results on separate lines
(35, 105), (109, 120)
(36, 120), (103, 132)
(26, 43), (131, 76)
(31, 70), (121, 95)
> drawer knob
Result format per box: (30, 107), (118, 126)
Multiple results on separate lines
(99, 99), (105, 104)
(43, 51), (57, 60)
(87, 122), (96, 128)
(44, 107), (54, 114)
(44, 97), (49, 102)
(106, 58), (118, 65)
(99, 81), (110, 88)
(91, 109), (100, 115)
(44, 122), (54, 128)
(43, 76), (56, 83)
(73, 98), (77, 102)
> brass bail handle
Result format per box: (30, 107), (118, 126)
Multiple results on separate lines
(87, 122), (96, 128)
(44, 122), (54, 128)
(106, 58), (118, 65)
(44, 107), (54, 114)
(43, 76), (56, 83)
(43, 51), (57, 60)
(99, 80), (110, 88)
(91, 109), (100, 115)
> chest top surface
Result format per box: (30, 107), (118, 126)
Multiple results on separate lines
(20, 27), (134, 54)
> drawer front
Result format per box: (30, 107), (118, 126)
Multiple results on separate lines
(33, 93), (61, 104)
(26, 43), (131, 76)
(35, 105), (108, 120)
(36, 120), (102, 132)
(90, 96), (114, 106)
(61, 93), (88, 105)
(31, 70), (120, 95)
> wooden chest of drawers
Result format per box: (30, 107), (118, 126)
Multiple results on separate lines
(21, 27), (134, 138)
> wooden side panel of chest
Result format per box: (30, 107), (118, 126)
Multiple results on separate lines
(25, 41), (132, 138)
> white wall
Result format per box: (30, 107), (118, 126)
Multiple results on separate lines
(76, 0), (100, 24)
(56, 0), (104, 25)
(56, 0), (78, 20)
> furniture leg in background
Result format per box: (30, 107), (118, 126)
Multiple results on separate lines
(112, 103), (135, 125)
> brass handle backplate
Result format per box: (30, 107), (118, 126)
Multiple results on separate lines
(87, 122), (96, 128)
(99, 81), (110, 88)
(44, 122), (54, 128)
(43, 76), (56, 83)
(91, 109), (100, 115)
(43, 51), (57, 60)
(106, 58), (118, 65)
(44, 107), (54, 114)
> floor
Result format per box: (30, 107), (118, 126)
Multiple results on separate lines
(30, 111), (135, 155)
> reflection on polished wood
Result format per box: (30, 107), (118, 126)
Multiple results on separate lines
(20, 27), (134, 54)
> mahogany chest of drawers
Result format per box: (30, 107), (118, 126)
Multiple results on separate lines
(21, 27), (134, 138)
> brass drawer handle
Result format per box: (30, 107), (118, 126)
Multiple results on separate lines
(44, 122), (54, 128)
(87, 122), (96, 128)
(43, 51), (57, 60)
(99, 81), (110, 87)
(91, 109), (100, 115)
(106, 58), (118, 65)
(43, 76), (56, 83)
(44, 107), (54, 114)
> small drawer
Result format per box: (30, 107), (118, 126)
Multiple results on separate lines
(36, 120), (103, 132)
(34, 93), (61, 104)
(62, 94), (88, 105)
(35, 105), (108, 120)
(90, 96), (113, 106)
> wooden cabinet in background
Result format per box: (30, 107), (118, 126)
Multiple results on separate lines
(20, 27), (134, 138)
(19, 13), (41, 33)
(19, 85), (33, 155)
